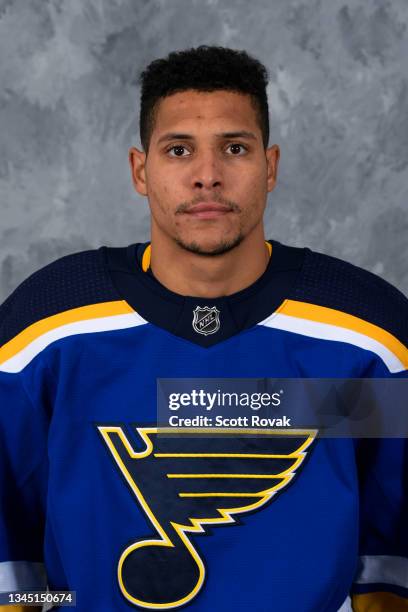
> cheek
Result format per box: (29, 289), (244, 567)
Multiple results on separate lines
(239, 175), (267, 222)
(148, 181), (171, 214)
(148, 191), (166, 219)
(238, 163), (266, 192)
(244, 174), (266, 205)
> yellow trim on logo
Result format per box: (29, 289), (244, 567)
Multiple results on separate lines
(280, 299), (408, 368)
(0, 301), (134, 366)
(98, 425), (315, 609)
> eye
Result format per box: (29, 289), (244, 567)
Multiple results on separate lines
(167, 145), (191, 157)
(226, 143), (248, 155)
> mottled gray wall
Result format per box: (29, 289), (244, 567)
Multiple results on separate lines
(0, 0), (407, 303)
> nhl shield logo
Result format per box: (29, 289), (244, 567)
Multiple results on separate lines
(192, 306), (220, 336)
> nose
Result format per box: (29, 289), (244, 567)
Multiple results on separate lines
(191, 151), (222, 190)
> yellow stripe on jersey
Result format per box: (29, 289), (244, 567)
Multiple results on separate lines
(0, 606), (42, 612)
(0, 301), (136, 367)
(280, 299), (408, 370)
(141, 244), (151, 271)
(352, 591), (408, 611)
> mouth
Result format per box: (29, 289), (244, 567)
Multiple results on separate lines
(182, 202), (234, 219)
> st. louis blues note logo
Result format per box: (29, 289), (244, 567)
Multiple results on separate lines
(97, 426), (316, 609)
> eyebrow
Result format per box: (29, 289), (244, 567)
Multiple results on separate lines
(157, 131), (257, 144)
(216, 131), (257, 140)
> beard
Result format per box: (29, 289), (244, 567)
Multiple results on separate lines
(174, 232), (244, 256)
(173, 195), (244, 256)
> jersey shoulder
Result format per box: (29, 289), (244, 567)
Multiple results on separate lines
(0, 247), (120, 347)
(291, 247), (408, 346)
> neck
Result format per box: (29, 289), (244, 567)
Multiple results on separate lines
(149, 229), (270, 298)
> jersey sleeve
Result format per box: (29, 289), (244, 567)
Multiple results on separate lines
(0, 248), (119, 611)
(352, 431), (408, 610)
(0, 364), (50, 612)
(0, 261), (60, 604)
(351, 367), (408, 609)
(292, 250), (408, 610)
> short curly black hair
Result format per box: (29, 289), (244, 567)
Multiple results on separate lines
(139, 46), (269, 151)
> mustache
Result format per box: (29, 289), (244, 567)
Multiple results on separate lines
(176, 196), (241, 214)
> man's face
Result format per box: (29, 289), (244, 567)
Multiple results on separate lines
(130, 90), (279, 256)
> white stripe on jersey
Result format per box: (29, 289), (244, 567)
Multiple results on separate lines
(259, 313), (405, 373)
(0, 312), (147, 374)
(0, 560), (47, 591)
(355, 554), (408, 589)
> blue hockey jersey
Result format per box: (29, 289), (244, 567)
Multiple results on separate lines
(0, 240), (407, 612)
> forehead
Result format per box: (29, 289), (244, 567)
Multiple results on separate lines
(151, 90), (260, 136)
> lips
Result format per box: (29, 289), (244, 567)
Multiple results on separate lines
(183, 202), (233, 219)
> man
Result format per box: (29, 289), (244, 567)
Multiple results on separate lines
(0, 46), (407, 612)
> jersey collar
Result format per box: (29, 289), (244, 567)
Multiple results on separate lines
(139, 242), (272, 273)
(103, 240), (305, 348)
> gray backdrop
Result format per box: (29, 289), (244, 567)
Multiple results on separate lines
(1, 0), (407, 303)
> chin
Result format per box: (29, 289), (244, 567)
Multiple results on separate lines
(175, 234), (244, 256)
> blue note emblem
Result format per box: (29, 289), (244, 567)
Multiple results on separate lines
(97, 425), (316, 609)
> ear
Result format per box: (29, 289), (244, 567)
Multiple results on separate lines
(129, 147), (148, 196)
(266, 144), (280, 192)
